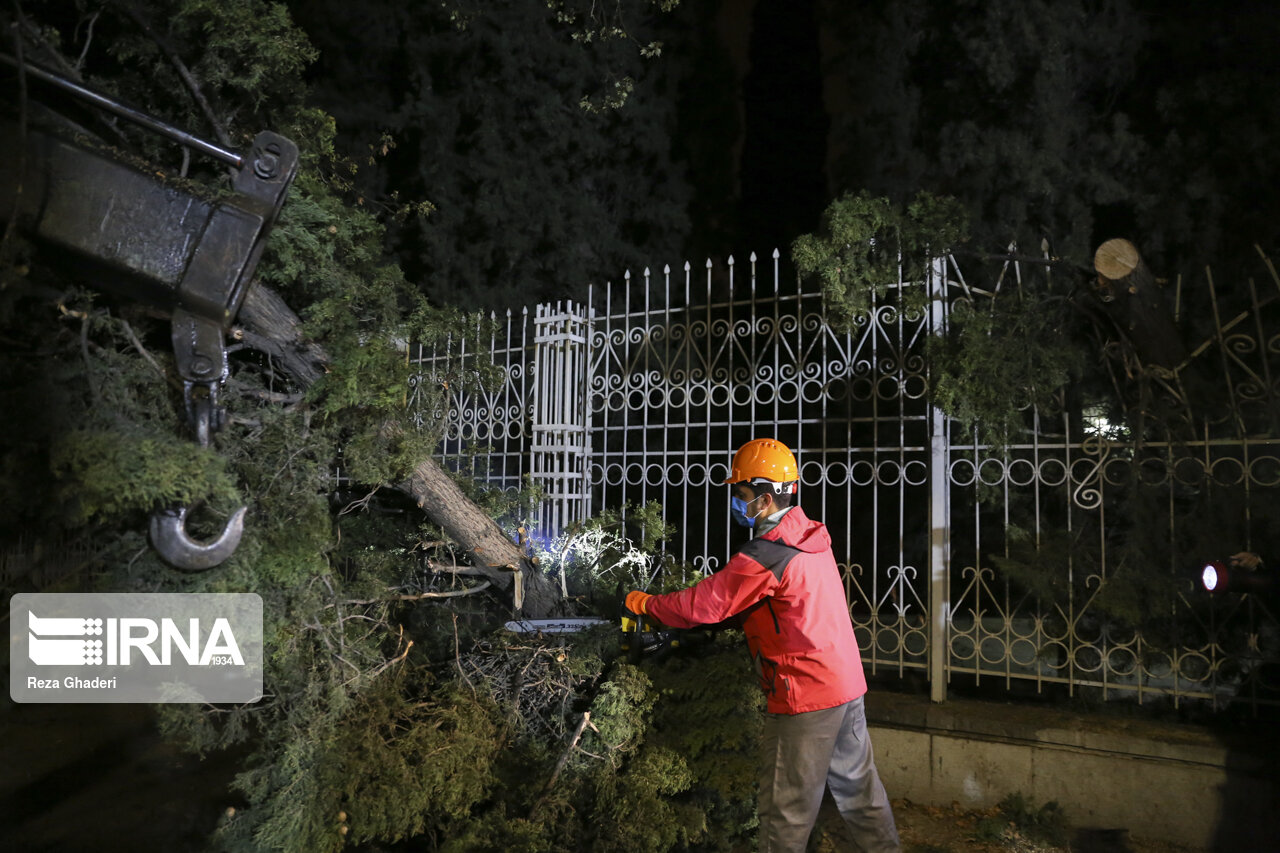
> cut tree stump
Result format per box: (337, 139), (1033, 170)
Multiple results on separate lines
(1092, 238), (1186, 369)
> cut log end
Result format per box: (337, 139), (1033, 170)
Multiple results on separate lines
(1094, 238), (1142, 281)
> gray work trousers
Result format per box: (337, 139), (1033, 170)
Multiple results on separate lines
(757, 696), (900, 853)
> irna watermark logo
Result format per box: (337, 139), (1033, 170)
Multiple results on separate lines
(10, 593), (262, 703)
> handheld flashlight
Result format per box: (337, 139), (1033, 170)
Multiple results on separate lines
(1200, 559), (1275, 595)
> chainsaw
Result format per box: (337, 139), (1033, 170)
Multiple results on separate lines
(503, 607), (693, 663)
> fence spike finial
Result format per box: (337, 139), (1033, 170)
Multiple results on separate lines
(773, 248), (780, 259)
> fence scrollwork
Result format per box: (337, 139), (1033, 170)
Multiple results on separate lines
(409, 251), (1280, 716)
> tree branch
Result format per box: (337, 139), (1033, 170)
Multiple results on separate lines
(328, 582), (493, 607)
(428, 564), (489, 576)
(119, 317), (173, 383)
(225, 378), (304, 405)
(119, 3), (232, 150)
(236, 282), (561, 617)
(531, 710), (596, 816)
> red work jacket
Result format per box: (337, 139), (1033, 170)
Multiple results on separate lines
(644, 507), (868, 715)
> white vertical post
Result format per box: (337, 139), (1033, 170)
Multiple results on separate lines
(583, 297), (595, 523)
(531, 301), (592, 539)
(928, 256), (951, 703)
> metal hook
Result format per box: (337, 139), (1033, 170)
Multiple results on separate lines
(149, 506), (247, 571)
(147, 370), (246, 570)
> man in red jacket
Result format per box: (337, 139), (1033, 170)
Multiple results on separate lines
(626, 438), (899, 853)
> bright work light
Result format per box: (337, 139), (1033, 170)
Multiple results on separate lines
(1199, 559), (1276, 596)
(1201, 561), (1224, 593)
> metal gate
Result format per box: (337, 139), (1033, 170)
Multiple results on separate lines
(410, 250), (1280, 714)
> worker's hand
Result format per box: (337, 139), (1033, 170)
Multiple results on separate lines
(1231, 552), (1263, 570)
(624, 590), (652, 616)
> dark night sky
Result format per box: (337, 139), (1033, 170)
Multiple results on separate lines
(737, 0), (829, 253)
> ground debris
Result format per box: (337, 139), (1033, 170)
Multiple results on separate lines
(812, 798), (1204, 853)
(452, 629), (610, 744)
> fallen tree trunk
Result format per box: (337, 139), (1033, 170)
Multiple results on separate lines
(238, 284), (560, 617)
(403, 454), (561, 617)
(1092, 238), (1186, 369)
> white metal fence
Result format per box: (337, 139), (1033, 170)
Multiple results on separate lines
(409, 250), (1280, 714)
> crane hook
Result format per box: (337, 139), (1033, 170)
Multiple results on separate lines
(149, 506), (247, 571)
(148, 374), (247, 570)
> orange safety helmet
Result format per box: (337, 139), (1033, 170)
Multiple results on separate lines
(723, 438), (799, 487)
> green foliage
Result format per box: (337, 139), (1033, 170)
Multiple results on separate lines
(0, 297), (188, 531)
(75, 0), (315, 165)
(194, 631), (761, 853)
(5, 5), (743, 853)
(444, 450), (546, 529)
(794, 191), (1084, 447)
(49, 428), (240, 524)
(986, 488), (1185, 631)
(800, 0), (1280, 686)
(978, 452), (1280, 655)
(524, 638), (761, 853)
(826, 0), (1280, 276)
(824, 0), (1149, 267)
(987, 526), (1075, 608)
(0, 5), (728, 853)
(170, 0), (317, 106)
(293, 0), (690, 309)
(792, 190), (968, 328)
(0, 4), (612, 852)
(590, 744), (698, 853)
(929, 295), (1085, 447)
(213, 678), (503, 852)
(646, 633), (764, 848)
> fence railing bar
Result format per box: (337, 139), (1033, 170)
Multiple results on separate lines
(412, 250), (1280, 717)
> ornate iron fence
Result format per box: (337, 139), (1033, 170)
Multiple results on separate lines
(409, 250), (1280, 715)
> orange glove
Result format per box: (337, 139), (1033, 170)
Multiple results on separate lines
(625, 590), (652, 616)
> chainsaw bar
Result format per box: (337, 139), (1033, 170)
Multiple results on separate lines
(503, 618), (613, 634)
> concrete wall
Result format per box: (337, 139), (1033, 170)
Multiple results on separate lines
(865, 692), (1280, 851)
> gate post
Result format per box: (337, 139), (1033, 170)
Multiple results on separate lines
(530, 301), (593, 539)
(927, 257), (952, 703)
